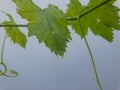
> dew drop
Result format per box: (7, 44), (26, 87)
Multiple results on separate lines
(57, 54), (64, 59)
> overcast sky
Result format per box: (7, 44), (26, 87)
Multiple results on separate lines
(0, 0), (120, 90)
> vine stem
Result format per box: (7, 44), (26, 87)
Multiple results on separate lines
(78, 19), (102, 90)
(0, 34), (19, 77)
(0, 24), (28, 27)
(1, 34), (7, 63)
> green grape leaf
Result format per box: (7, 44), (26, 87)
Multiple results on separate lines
(2, 12), (27, 48)
(66, 0), (88, 38)
(66, 0), (120, 42)
(12, 0), (71, 57)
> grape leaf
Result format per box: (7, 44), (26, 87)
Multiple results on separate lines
(12, 0), (71, 57)
(66, 0), (120, 42)
(2, 12), (27, 48)
(66, 0), (88, 38)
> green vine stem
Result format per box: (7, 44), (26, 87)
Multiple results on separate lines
(0, 24), (28, 27)
(0, 34), (18, 77)
(78, 19), (102, 90)
(1, 34), (7, 64)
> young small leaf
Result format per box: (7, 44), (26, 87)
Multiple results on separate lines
(2, 12), (27, 48)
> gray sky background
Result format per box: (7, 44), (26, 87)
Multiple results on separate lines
(0, 0), (120, 90)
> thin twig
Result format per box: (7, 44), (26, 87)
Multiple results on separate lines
(0, 34), (19, 77)
(1, 34), (7, 63)
(78, 19), (102, 90)
(0, 24), (28, 27)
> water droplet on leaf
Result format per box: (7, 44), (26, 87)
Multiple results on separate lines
(57, 54), (64, 59)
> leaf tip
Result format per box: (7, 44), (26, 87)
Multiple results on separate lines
(57, 54), (64, 59)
